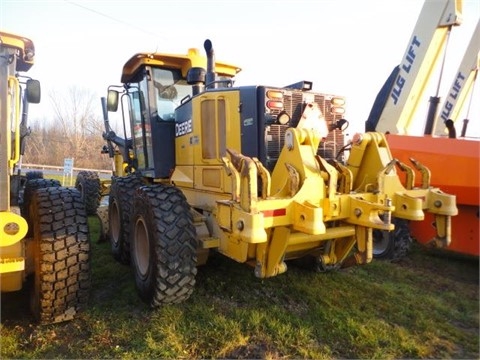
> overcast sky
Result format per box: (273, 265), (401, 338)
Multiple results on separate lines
(2, 0), (479, 137)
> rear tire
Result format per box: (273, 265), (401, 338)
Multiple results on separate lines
(75, 171), (101, 216)
(30, 187), (90, 324)
(131, 185), (197, 306)
(373, 218), (412, 261)
(108, 175), (144, 264)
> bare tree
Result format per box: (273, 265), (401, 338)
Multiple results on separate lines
(23, 86), (111, 170)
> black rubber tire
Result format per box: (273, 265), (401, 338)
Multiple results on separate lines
(131, 185), (197, 306)
(29, 186), (91, 324)
(22, 178), (61, 215)
(75, 171), (101, 216)
(22, 178), (62, 237)
(108, 175), (144, 264)
(13, 172), (43, 206)
(25, 171), (44, 180)
(373, 218), (412, 262)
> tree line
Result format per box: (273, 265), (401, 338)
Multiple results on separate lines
(22, 87), (113, 170)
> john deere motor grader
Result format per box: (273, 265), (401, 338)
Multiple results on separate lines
(0, 31), (90, 324)
(101, 39), (457, 306)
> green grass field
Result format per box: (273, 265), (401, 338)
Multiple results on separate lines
(1, 216), (478, 359)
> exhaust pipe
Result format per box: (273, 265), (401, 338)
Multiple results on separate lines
(204, 39), (216, 89)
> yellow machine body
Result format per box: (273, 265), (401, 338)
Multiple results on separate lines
(0, 31), (36, 291)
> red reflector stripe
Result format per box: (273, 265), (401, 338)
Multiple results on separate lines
(262, 209), (286, 217)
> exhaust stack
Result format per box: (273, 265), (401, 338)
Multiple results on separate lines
(204, 39), (216, 89)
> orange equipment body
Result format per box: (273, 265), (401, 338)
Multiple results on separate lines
(387, 134), (479, 256)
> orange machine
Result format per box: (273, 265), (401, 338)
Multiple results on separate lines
(386, 134), (479, 256)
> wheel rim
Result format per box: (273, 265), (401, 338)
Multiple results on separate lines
(110, 200), (120, 246)
(373, 230), (389, 256)
(134, 216), (150, 279)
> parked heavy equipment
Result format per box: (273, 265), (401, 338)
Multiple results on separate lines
(0, 31), (91, 324)
(100, 39), (457, 306)
(365, 0), (479, 259)
(391, 20), (479, 258)
(410, 18), (479, 257)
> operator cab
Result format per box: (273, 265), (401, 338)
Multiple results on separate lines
(106, 48), (240, 179)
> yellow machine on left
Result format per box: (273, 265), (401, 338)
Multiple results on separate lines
(0, 31), (90, 324)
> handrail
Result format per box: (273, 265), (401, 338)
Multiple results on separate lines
(20, 163), (111, 175)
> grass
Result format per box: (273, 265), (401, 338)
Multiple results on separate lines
(1, 217), (478, 359)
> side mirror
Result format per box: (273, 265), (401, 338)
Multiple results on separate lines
(107, 89), (119, 112)
(26, 79), (41, 104)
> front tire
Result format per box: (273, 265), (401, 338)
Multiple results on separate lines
(22, 178), (61, 216)
(22, 178), (61, 237)
(131, 185), (197, 306)
(373, 218), (412, 261)
(108, 175), (144, 264)
(30, 187), (90, 324)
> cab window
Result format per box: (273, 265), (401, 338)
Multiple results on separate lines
(152, 68), (192, 121)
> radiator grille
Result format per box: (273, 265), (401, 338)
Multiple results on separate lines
(265, 90), (346, 170)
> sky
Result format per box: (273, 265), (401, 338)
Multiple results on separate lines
(1, 0), (479, 138)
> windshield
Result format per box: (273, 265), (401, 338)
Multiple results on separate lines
(152, 67), (192, 120)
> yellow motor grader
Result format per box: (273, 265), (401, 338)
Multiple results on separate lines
(100, 39), (457, 306)
(0, 31), (90, 324)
